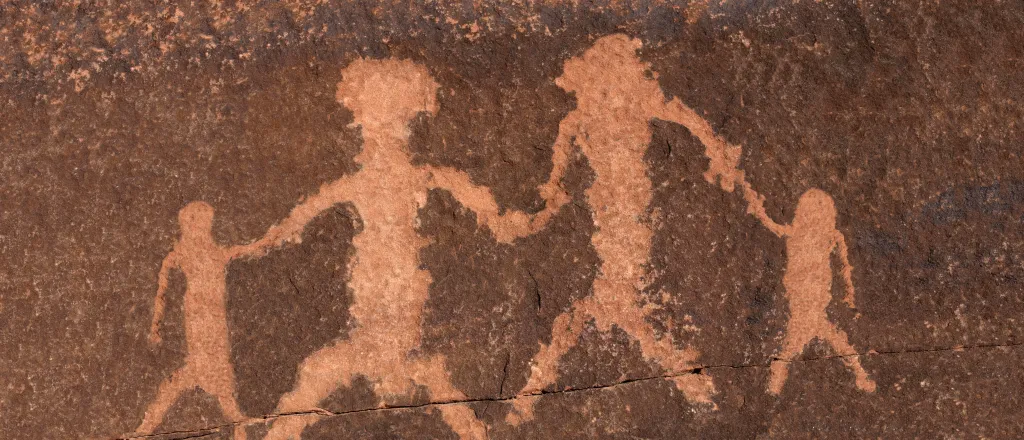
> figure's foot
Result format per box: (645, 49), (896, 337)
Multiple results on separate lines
(855, 372), (877, 393)
(232, 422), (248, 440)
(505, 396), (538, 426)
(132, 421), (157, 438)
(859, 377), (877, 393)
(660, 346), (701, 375)
(767, 361), (788, 396)
(262, 414), (320, 440)
(436, 404), (488, 440)
(671, 373), (717, 409)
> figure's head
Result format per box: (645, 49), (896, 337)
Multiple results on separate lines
(178, 201), (215, 239)
(336, 58), (439, 136)
(793, 188), (837, 231)
(555, 34), (663, 109)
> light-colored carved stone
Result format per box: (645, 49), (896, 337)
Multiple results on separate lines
(258, 58), (564, 439)
(509, 34), (718, 425)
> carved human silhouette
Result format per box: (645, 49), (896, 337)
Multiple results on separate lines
(742, 186), (876, 395)
(652, 38), (875, 394)
(509, 34), (721, 423)
(259, 58), (565, 440)
(577, 33), (876, 397)
(137, 201), (280, 439)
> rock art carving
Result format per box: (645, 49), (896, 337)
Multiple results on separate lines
(643, 34), (877, 394)
(137, 202), (285, 440)
(136, 32), (877, 439)
(741, 185), (877, 395)
(257, 59), (566, 440)
(508, 34), (722, 423)
(509, 32), (876, 422)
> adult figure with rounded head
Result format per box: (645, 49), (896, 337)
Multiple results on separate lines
(261, 58), (566, 440)
(137, 201), (278, 440)
(743, 186), (876, 395)
(511, 34), (718, 424)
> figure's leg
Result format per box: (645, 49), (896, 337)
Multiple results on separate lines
(263, 341), (358, 440)
(275, 341), (357, 412)
(135, 367), (193, 434)
(261, 414), (323, 440)
(581, 276), (715, 406)
(230, 423), (248, 440)
(768, 332), (807, 396)
(600, 301), (714, 405)
(605, 304), (699, 373)
(410, 356), (486, 440)
(203, 361), (246, 422)
(409, 355), (467, 401)
(505, 395), (540, 427)
(521, 309), (587, 395)
(507, 308), (587, 425)
(436, 404), (487, 440)
(198, 361), (248, 440)
(822, 324), (877, 392)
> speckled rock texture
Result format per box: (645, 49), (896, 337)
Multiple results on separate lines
(2, 1), (1024, 439)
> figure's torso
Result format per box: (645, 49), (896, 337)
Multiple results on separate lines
(177, 240), (232, 360)
(783, 229), (835, 312)
(579, 117), (656, 284)
(345, 138), (432, 347)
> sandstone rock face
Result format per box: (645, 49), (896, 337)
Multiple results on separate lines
(2, 1), (1024, 439)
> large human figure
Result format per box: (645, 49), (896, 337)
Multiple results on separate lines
(260, 58), (565, 439)
(137, 202), (282, 439)
(741, 185), (877, 395)
(508, 34), (727, 423)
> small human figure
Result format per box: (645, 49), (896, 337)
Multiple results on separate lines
(741, 185), (877, 395)
(509, 34), (717, 424)
(260, 58), (565, 440)
(621, 30), (874, 396)
(137, 201), (282, 439)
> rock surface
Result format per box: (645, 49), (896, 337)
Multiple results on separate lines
(2, 1), (1024, 439)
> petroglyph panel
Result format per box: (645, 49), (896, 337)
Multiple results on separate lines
(3, 1), (1024, 439)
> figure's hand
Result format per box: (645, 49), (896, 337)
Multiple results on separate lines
(539, 182), (570, 212)
(488, 211), (531, 244)
(538, 181), (560, 202)
(282, 228), (304, 246)
(703, 169), (734, 193)
(746, 192), (766, 216)
(269, 225), (302, 246)
(842, 271), (856, 309)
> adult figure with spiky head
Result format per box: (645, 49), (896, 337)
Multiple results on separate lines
(261, 57), (566, 439)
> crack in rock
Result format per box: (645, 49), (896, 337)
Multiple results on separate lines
(117, 341), (1024, 440)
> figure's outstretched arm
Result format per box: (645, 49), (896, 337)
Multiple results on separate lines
(424, 118), (577, 243)
(230, 176), (355, 258)
(149, 250), (177, 345)
(425, 165), (532, 244)
(537, 114), (577, 210)
(833, 231), (857, 309)
(659, 98), (745, 192)
(739, 181), (790, 238)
